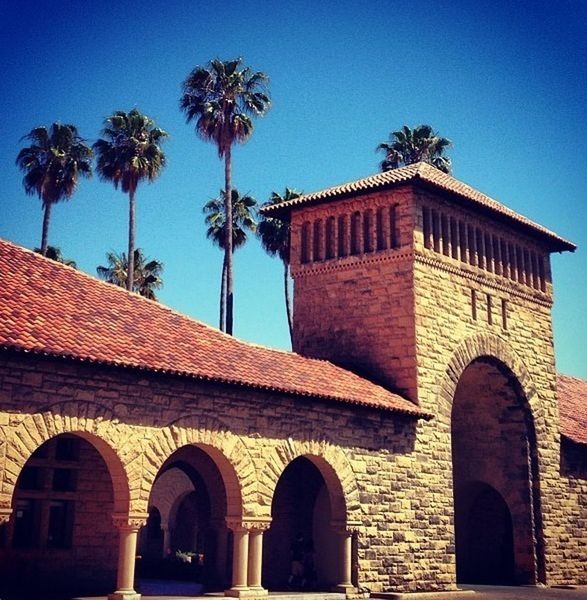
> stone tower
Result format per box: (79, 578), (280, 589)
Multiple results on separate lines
(269, 162), (574, 408)
(266, 162), (578, 586)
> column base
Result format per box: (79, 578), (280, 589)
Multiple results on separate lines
(108, 591), (141, 600)
(225, 587), (268, 598)
(333, 584), (357, 594)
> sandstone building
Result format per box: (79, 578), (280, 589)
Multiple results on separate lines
(0, 162), (586, 599)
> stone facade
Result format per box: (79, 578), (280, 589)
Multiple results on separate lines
(288, 178), (587, 589)
(0, 166), (586, 598)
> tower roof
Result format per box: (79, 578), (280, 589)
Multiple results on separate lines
(0, 238), (429, 418)
(263, 162), (575, 253)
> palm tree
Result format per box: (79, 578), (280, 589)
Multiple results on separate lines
(180, 58), (270, 334)
(258, 187), (302, 345)
(377, 124), (452, 173)
(16, 123), (93, 256)
(97, 248), (164, 300)
(93, 109), (168, 292)
(203, 189), (257, 330)
(34, 245), (77, 268)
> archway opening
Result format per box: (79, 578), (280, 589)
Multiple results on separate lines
(456, 482), (514, 584)
(451, 358), (537, 585)
(263, 456), (343, 590)
(0, 433), (118, 598)
(138, 445), (234, 593)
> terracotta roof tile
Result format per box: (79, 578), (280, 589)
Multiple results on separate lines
(0, 238), (428, 418)
(263, 162), (575, 252)
(558, 374), (587, 444)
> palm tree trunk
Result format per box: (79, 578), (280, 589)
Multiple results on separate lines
(127, 187), (136, 292)
(220, 259), (227, 331)
(41, 202), (52, 256)
(284, 261), (294, 347)
(224, 145), (234, 335)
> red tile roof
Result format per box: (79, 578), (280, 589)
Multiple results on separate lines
(263, 162), (575, 252)
(0, 238), (428, 418)
(558, 374), (587, 444)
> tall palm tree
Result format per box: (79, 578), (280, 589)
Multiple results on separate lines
(203, 189), (257, 331)
(93, 109), (168, 292)
(377, 124), (452, 173)
(180, 58), (270, 334)
(97, 248), (164, 300)
(16, 123), (93, 255)
(34, 245), (77, 268)
(258, 187), (302, 345)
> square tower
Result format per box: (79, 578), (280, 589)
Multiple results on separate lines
(265, 162), (575, 409)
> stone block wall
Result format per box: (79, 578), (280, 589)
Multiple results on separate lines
(290, 187), (420, 400)
(411, 186), (586, 585)
(0, 351), (435, 594)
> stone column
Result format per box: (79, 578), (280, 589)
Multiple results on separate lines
(108, 513), (148, 600)
(225, 520), (250, 597)
(225, 518), (271, 598)
(0, 507), (12, 525)
(332, 521), (359, 595)
(247, 519), (271, 594)
(160, 521), (170, 558)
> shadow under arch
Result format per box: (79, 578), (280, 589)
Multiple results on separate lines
(1, 430), (130, 597)
(455, 480), (515, 584)
(3, 406), (132, 515)
(262, 439), (360, 590)
(441, 333), (546, 585)
(262, 436), (361, 524)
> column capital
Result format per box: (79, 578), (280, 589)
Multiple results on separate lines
(112, 512), (149, 531)
(0, 507), (12, 525)
(331, 519), (361, 535)
(226, 516), (272, 532)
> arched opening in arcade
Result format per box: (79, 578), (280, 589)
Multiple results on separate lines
(451, 357), (543, 585)
(263, 455), (354, 592)
(0, 432), (127, 598)
(138, 444), (238, 594)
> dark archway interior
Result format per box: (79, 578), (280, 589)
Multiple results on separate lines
(452, 359), (536, 585)
(456, 481), (515, 584)
(263, 456), (338, 590)
(140, 446), (229, 590)
(0, 434), (117, 597)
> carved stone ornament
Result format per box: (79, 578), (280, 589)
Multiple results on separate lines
(226, 516), (272, 532)
(0, 507), (12, 525)
(112, 512), (149, 530)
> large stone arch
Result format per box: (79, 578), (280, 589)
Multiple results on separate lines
(436, 332), (543, 431)
(142, 414), (257, 518)
(439, 331), (546, 584)
(261, 433), (361, 524)
(1, 400), (134, 515)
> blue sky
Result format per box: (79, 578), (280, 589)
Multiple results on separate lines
(1, 0), (585, 378)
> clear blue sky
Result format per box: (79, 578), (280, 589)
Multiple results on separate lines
(1, 0), (585, 378)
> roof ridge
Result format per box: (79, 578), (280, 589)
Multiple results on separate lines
(558, 372), (587, 383)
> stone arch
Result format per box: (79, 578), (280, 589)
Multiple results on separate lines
(437, 332), (542, 429)
(142, 414), (257, 518)
(440, 332), (546, 584)
(262, 434), (361, 524)
(148, 467), (194, 529)
(1, 401), (134, 514)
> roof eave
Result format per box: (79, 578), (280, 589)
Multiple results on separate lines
(0, 344), (432, 420)
(263, 173), (576, 254)
(413, 177), (577, 253)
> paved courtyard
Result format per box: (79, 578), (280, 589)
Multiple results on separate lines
(69, 586), (587, 600)
(412, 586), (587, 600)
